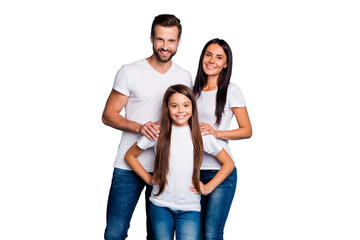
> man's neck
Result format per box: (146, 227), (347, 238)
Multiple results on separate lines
(146, 55), (172, 74)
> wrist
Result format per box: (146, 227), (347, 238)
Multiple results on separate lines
(137, 123), (144, 134)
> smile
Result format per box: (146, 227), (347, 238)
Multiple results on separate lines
(175, 115), (187, 119)
(206, 64), (216, 70)
(160, 50), (171, 56)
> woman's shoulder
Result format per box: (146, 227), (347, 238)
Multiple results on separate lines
(228, 82), (241, 92)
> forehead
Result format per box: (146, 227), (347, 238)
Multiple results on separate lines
(154, 25), (179, 39)
(168, 93), (191, 103)
(205, 43), (226, 56)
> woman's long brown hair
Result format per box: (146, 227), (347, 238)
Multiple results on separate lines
(153, 84), (204, 196)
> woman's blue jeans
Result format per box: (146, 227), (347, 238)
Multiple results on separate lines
(200, 167), (237, 240)
(150, 203), (200, 240)
(104, 168), (154, 240)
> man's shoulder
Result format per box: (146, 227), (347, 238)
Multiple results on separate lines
(122, 58), (148, 70)
(171, 62), (191, 75)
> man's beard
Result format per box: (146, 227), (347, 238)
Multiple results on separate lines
(153, 47), (177, 63)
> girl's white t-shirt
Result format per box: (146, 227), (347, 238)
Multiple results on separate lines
(196, 83), (246, 170)
(137, 125), (223, 212)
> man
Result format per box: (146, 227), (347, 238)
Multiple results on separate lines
(102, 14), (192, 240)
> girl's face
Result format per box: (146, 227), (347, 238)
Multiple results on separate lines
(168, 93), (192, 127)
(202, 43), (228, 79)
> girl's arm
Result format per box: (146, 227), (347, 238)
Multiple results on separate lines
(190, 148), (235, 195)
(124, 143), (153, 185)
(200, 107), (252, 140)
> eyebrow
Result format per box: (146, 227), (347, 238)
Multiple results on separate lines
(169, 101), (191, 105)
(205, 50), (224, 57)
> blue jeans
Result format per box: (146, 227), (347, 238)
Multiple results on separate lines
(150, 203), (200, 240)
(104, 168), (154, 240)
(199, 168), (237, 240)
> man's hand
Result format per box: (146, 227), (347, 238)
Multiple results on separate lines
(139, 121), (160, 140)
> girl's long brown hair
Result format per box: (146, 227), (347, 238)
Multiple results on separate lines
(153, 84), (204, 196)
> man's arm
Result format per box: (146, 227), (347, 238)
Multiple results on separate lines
(102, 89), (159, 140)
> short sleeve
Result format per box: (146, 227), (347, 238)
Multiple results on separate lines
(137, 135), (157, 150)
(228, 84), (246, 108)
(202, 135), (223, 156)
(113, 65), (131, 96)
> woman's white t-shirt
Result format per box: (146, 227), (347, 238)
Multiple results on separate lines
(137, 125), (223, 212)
(196, 83), (246, 170)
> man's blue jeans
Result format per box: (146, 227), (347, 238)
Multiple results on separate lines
(150, 203), (200, 240)
(104, 168), (154, 240)
(199, 167), (237, 240)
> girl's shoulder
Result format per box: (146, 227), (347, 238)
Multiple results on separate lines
(202, 134), (223, 156)
(137, 135), (157, 150)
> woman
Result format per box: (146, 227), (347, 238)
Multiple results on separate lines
(193, 38), (252, 239)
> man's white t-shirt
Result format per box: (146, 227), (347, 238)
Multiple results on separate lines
(112, 59), (192, 171)
(196, 83), (246, 170)
(137, 125), (223, 212)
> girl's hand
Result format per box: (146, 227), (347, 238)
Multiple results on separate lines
(148, 176), (158, 186)
(190, 182), (213, 196)
(200, 122), (218, 138)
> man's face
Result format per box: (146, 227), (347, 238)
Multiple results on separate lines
(151, 25), (180, 63)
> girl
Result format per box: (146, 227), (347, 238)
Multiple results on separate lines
(193, 39), (252, 239)
(125, 84), (234, 240)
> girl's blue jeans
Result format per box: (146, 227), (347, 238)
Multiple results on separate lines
(200, 167), (237, 240)
(150, 203), (200, 240)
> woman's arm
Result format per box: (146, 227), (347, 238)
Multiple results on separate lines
(190, 149), (235, 195)
(124, 143), (153, 185)
(200, 107), (252, 140)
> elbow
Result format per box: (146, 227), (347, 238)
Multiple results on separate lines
(124, 151), (132, 165)
(102, 112), (110, 126)
(246, 129), (252, 139)
(124, 152), (130, 165)
(243, 127), (252, 139)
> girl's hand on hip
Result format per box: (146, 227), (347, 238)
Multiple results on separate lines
(190, 182), (212, 196)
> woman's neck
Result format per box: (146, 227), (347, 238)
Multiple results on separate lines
(203, 76), (218, 91)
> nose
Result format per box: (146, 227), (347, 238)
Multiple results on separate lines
(162, 41), (169, 50)
(209, 56), (215, 63)
(178, 106), (184, 113)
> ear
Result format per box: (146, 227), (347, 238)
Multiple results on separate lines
(150, 35), (154, 43)
(177, 38), (181, 46)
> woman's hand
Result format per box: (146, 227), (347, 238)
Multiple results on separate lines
(200, 122), (219, 138)
(190, 182), (213, 196)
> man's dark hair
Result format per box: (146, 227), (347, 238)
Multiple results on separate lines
(151, 14), (182, 40)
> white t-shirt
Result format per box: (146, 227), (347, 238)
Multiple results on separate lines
(197, 82), (246, 170)
(112, 59), (192, 171)
(137, 125), (223, 212)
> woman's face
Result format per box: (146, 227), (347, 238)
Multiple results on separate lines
(202, 43), (228, 79)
